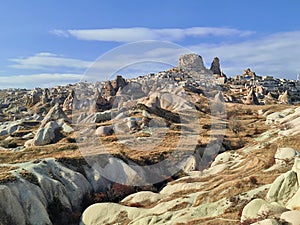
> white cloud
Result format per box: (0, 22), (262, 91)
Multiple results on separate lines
(10, 52), (92, 70)
(52, 27), (254, 42)
(0, 73), (83, 89)
(189, 31), (300, 79)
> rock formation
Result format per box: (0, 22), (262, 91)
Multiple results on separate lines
(278, 90), (290, 104)
(242, 68), (256, 78)
(41, 88), (50, 105)
(178, 53), (212, 79)
(26, 89), (41, 107)
(214, 91), (225, 103)
(93, 89), (111, 112)
(112, 75), (127, 92)
(210, 57), (222, 75)
(244, 87), (260, 105)
(40, 103), (71, 127)
(62, 89), (78, 112)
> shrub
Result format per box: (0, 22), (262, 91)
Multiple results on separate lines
(249, 176), (258, 185)
(229, 118), (244, 135)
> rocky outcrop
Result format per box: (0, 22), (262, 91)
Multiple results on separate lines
(93, 89), (111, 112)
(62, 90), (78, 112)
(40, 103), (71, 127)
(242, 68), (256, 78)
(29, 104), (72, 146)
(210, 57), (222, 75)
(278, 90), (290, 104)
(32, 121), (60, 146)
(178, 53), (212, 79)
(0, 158), (105, 225)
(244, 87), (260, 105)
(26, 89), (42, 107)
(112, 75), (127, 93)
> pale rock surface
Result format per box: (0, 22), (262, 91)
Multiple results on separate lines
(241, 198), (268, 222)
(0, 158), (105, 225)
(0, 185), (26, 225)
(251, 219), (281, 225)
(32, 121), (59, 146)
(40, 103), (71, 127)
(95, 125), (113, 136)
(266, 170), (298, 205)
(121, 191), (163, 206)
(265, 108), (294, 125)
(257, 201), (288, 217)
(286, 188), (300, 210)
(61, 122), (74, 133)
(292, 157), (300, 184)
(280, 210), (300, 225)
(274, 147), (298, 165)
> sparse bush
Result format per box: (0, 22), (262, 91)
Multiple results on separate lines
(229, 118), (244, 135)
(245, 108), (253, 115)
(249, 176), (258, 185)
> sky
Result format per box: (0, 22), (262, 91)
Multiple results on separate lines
(1, 0), (300, 89)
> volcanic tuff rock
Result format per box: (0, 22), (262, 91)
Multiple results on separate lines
(278, 90), (290, 104)
(178, 53), (213, 79)
(210, 57), (222, 75)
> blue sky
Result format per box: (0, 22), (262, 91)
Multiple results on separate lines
(1, 0), (300, 88)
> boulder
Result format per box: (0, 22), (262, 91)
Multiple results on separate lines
(121, 191), (162, 206)
(40, 103), (71, 127)
(32, 121), (59, 146)
(240, 198), (268, 222)
(62, 90), (78, 112)
(266, 170), (298, 205)
(214, 91), (225, 103)
(61, 123), (74, 133)
(112, 75), (127, 92)
(95, 125), (113, 136)
(274, 148), (298, 165)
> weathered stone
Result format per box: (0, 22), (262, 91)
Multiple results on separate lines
(280, 210), (300, 225)
(244, 88), (259, 105)
(278, 90), (290, 104)
(178, 53), (212, 79)
(241, 198), (268, 222)
(32, 121), (59, 146)
(267, 171), (298, 205)
(275, 147), (298, 165)
(210, 57), (222, 75)
(40, 103), (71, 127)
(95, 125), (113, 136)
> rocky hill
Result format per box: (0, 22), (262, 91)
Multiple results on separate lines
(0, 54), (299, 225)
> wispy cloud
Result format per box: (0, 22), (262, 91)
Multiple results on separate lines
(51, 27), (254, 42)
(0, 73), (83, 89)
(10, 52), (92, 70)
(190, 31), (300, 78)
